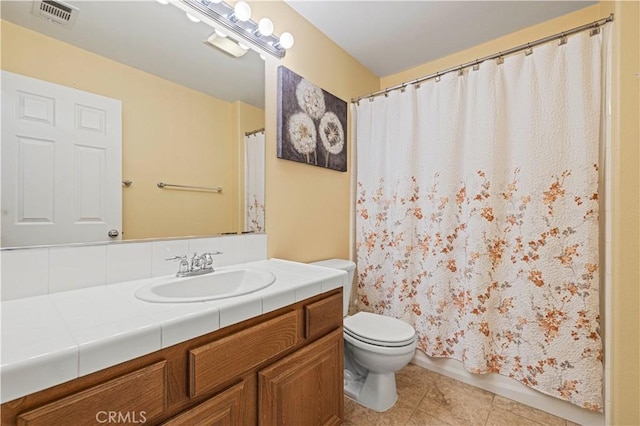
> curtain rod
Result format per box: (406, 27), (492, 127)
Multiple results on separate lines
(351, 14), (613, 104)
(245, 127), (265, 137)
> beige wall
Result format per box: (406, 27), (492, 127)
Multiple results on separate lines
(379, 3), (639, 424)
(1, 20), (261, 240)
(604, 2), (640, 424)
(250, 1), (380, 263)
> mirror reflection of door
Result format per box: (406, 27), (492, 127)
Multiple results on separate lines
(1, 71), (122, 247)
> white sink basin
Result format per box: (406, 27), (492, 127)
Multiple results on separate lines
(135, 268), (276, 303)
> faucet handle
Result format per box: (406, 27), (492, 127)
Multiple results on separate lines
(201, 251), (223, 268)
(165, 255), (187, 262)
(166, 255), (189, 276)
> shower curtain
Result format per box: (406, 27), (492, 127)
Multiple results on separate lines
(244, 131), (265, 233)
(354, 28), (608, 410)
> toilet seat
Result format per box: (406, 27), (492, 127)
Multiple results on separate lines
(344, 328), (416, 348)
(344, 312), (416, 347)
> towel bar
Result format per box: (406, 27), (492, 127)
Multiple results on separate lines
(157, 182), (222, 193)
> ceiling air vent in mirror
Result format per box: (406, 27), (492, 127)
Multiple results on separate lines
(31, 0), (79, 28)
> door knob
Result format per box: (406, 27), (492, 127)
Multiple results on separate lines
(108, 229), (119, 238)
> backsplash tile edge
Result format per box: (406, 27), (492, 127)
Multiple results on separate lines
(1, 234), (267, 301)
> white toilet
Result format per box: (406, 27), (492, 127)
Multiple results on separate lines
(311, 259), (417, 412)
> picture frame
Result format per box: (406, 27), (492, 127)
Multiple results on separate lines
(276, 66), (347, 172)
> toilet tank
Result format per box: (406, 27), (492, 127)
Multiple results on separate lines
(310, 259), (356, 316)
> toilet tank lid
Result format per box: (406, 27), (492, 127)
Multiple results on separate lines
(310, 259), (356, 272)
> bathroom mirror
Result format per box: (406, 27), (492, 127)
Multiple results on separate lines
(0, 0), (265, 248)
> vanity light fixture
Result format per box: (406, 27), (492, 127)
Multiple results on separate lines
(275, 32), (294, 50)
(256, 18), (274, 37)
(173, 0), (294, 59)
(230, 1), (251, 22)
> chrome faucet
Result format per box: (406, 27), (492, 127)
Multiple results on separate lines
(166, 251), (222, 277)
(190, 252), (203, 272)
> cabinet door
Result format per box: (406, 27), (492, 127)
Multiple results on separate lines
(259, 328), (343, 426)
(162, 381), (244, 426)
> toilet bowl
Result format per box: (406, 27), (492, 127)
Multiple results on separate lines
(310, 259), (417, 412)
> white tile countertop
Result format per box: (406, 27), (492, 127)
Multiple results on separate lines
(0, 259), (347, 403)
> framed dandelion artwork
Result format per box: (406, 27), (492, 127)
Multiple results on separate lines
(277, 66), (347, 172)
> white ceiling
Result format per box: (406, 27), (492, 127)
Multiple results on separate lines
(285, 0), (598, 77)
(1, 0), (597, 107)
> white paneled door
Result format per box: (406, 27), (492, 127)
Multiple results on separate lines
(1, 71), (122, 247)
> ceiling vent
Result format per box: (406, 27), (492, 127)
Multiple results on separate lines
(31, 0), (79, 28)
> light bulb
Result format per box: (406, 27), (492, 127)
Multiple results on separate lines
(186, 13), (201, 23)
(233, 1), (251, 22)
(214, 29), (228, 38)
(259, 54), (266, 61)
(279, 32), (294, 49)
(257, 18), (274, 37)
(237, 41), (249, 50)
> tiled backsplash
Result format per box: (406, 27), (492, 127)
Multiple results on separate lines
(1, 234), (267, 301)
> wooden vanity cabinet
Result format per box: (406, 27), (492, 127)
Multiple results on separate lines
(1, 289), (343, 426)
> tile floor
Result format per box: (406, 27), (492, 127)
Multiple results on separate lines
(343, 364), (579, 426)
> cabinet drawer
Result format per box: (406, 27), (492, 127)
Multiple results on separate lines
(305, 291), (343, 339)
(17, 361), (167, 426)
(190, 310), (301, 398)
(162, 381), (244, 426)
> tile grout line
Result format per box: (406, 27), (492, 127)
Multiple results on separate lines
(484, 394), (496, 426)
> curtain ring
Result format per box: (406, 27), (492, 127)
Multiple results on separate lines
(524, 43), (533, 56)
(559, 33), (568, 45)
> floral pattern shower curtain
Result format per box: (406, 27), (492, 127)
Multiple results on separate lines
(244, 131), (265, 233)
(354, 29), (608, 410)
